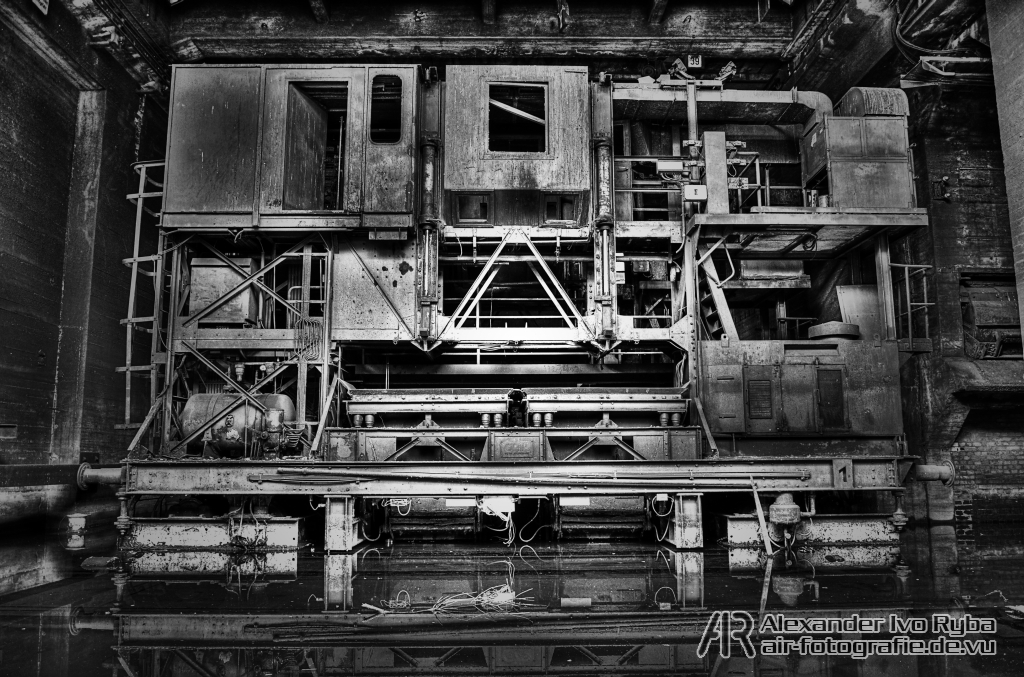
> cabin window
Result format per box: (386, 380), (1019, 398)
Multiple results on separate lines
(488, 84), (546, 153)
(370, 75), (403, 144)
(456, 194), (491, 224)
(545, 194), (577, 222)
(0, 424), (16, 439)
(283, 82), (348, 210)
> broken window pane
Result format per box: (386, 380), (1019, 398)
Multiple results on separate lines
(488, 84), (546, 152)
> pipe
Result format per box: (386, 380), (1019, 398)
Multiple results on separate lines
(803, 492), (817, 517)
(0, 463), (122, 491)
(69, 607), (117, 635)
(595, 139), (613, 221)
(794, 89), (833, 136)
(913, 462), (955, 486)
(77, 464), (125, 489)
(419, 139), (438, 223)
(599, 223), (614, 336)
(686, 80), (698, 157)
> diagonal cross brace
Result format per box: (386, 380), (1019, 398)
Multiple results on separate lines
(185, 236), (315, 326)
(438, 229), (513, 339)
(528, 261), (574, 328)
(519, 231), (594, 337)
(344, 242), (415, 339)
(197, 239), (302, 320)
(454, 265), (503, 329)
(181, 341), (269, 414)
(564, 435), (645, 461)
(382, 435), (472, 462)
(166, 359), (296, 456)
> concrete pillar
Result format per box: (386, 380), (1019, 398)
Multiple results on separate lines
(988, 0), (1024, 332)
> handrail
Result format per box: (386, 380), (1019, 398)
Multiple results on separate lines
(890, 263), (934, 344)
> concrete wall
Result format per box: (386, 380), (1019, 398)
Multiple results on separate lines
(0, 19), (79, 460)
(988, 0), (1024, 325)
(0, 0), (166, 494)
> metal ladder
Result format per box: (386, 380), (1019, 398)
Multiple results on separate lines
(117, 161), (165, 439)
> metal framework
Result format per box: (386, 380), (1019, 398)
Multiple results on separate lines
(111, 66), (943, 557)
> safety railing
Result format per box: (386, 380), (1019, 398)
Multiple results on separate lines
(891, 262), (934, 350)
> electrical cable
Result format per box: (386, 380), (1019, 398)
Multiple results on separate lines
(651, 497), (674, 518)
(654, 586), (678, 606)
(654, 519), (671, 542)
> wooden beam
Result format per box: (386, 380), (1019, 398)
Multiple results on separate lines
(482, 0), (496, 25)
(169, 3), (791, 61)
(173, 36), (786, 62)
(309, 0), (329, 23)
(649, 0), (669, 25)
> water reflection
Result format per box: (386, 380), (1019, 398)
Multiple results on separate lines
(0, 528), (1022, 676)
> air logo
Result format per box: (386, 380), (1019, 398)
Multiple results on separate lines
(698, 610), (757, 659)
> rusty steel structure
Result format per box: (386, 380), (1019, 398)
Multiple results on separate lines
(109, 63), (954, 557)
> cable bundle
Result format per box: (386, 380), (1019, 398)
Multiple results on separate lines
(428, 584), (530, 616)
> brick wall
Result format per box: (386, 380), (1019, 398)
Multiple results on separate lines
(951, 409), (1024, 583)
(951, 409), (1024, 502)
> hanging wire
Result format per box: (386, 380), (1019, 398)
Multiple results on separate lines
(360, 519), (383, 542)
(382, 498), (412, 516)
(651, 497), (674, 518)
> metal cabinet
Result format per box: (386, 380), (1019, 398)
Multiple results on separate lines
(700, 340), (900, 437)
(801, 116), (915, 209)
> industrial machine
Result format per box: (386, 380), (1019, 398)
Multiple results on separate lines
(112, 64), (952, 556)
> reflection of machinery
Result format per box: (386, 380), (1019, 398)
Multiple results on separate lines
(344, 544), (701, 613)
(727, 492), (904, 571)
(69, 544), (927, 677)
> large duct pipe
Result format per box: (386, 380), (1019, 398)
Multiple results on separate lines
(77, 464), (125, 488)
(0, 463), (123, 525)
(913, 462), (955, 486)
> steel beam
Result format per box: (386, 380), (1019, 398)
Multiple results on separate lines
(123, 458), (909, 496)
(690, 210), (929, 230)
(102, 607), (908, 647)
